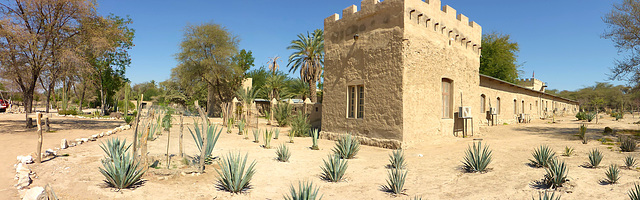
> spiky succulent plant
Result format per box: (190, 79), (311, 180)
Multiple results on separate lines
(276, 144), (291, 162)
(332, 133), (360, 159)
(320, 154), (348, 182)
(588, 148), (603, 168)
(215, 152), (257, 193)
(381, 168), (407, 194)
(284, 181), (322, 200)
(530, 145), (556, 168)
(462, 141), (493, 173)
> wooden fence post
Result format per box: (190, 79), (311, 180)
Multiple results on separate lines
(36, 112), (43, 163)
(133, 94), (143, 158)
(194, 101), (208, 173)
(179, 114), (184, 158)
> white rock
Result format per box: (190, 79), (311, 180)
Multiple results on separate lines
(99, 132), (104, 137)
(69, 142), (76, 147)
(75, 138), (83, 144)
(21, 186), (44, 200)
(15, 163), (31, 189)
(60, 139), (68, 149)
(81, 138), (89, 143)
(107, 131), (113, 135)
(16, 156), (33, 164)
(90, 135), (98, 141)
(45, 149), (54, 156)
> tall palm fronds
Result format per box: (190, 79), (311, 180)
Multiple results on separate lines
(236, 87), (260, 120)
(287, 78), (310, 100)
(267, 56), (281, 75)
(287, 29), (324, 103)
(264, 73), (289, 100)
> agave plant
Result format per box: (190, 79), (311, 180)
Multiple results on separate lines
(274, 103), (293, 127)
(530, 145), (556, 168)
(226, 117), (234, 134)
(263, 129), (274, 149)
(310, 129), (320, 150)
(578, 124), (588, 144)
(189, 120), (222, 163)
(332, 133), (361, 159)
(588, 149), (603, 168)
(289, 129), (295, 143)
(291, 113), (311, 137)
(98, 139), (146, 190)
(389, 149), (406, 169)
(381, 168), (407, 194)
(237, 120), (246, 135)
(253, 129), (260, 143)
(274, 128), (280, 140)
(562, 146), (574, 157)
(276, 144), (291, 162)
(215, 152), (257, 193)
(284, 181), (322, 200)
(626, 155), (637, 169)
(148, 120), (160, 141)
(462, 141), (493, 173)
(630, 183), (640, 200)
(620, 137), (637, 152)
(544, 159), (568, 189)
(605, 164), (620, 184)
(320, 154), (348, 182)
(532, 191), (561, 200)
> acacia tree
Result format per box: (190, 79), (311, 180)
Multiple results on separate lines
(603, 0), (640, 82)
(174, 23), (243, 117)
(479, 32), (521, 83)
(0, 0), (94, 121)
(287, 29), (324, 103)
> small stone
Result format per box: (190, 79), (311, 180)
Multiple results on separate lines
(99, 133), (104, 137)
(81, 138), (89, 143)
(60, 139), (68, 149)
(69, 142), (76, 147)
(75, 139), (83, 144)
(90, 135), (98, 141)
(16, 155), (33, 164)
(21, 186), (44, 200)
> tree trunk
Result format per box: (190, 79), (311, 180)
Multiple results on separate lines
(166, 128), (170, 169)
(207, 84), (216, 117)
(100, 86), (105, 115)
(309, 78), (317, 103)
(179, 115), (183, 158)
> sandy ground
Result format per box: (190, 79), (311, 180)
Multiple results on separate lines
(3, 112), (640, 199)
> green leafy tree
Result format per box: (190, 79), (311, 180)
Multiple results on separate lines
(287, 29), (324, 103)
(479, 33), (521, 83)
(233, 49), (254, 75)
(603, 0), (640, 82)
(174, 23), (243, 117)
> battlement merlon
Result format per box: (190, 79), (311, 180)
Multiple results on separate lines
(325, 0), (482, 44)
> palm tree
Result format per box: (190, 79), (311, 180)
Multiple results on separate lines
(287, 29), (323, 103)
(236, 87), (260, 121)
(287, 78), (309, 100)
(267, 56), (281, 75)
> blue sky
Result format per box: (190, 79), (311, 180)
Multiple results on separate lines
(97, 0), (625, 91)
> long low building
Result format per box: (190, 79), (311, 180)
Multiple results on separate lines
(320, 0), (579, 149)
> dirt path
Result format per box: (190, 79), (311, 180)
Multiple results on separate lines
(5, 113), (640, 199)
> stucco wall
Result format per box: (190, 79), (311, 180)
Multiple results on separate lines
(322, 0), (405, 143)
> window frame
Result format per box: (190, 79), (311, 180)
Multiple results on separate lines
(442, 78), (453, 119)
(347, 84), (364, 119)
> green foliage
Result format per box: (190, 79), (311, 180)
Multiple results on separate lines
(605, 164), (620, 184)
(462, 141), (493, 173)
(58, 109), (78, 115)
(612, 112), (624, 120)
(287, 29), (324, 102)
(98, 138), (145, 190)
(629, 183), (640, 200)
(124, 116), (133, 124)
(625, 155), (637, 168)
(237, 119), (245, 135)
(562, 146), (574, 157)
(291, 113), (311, 137)
(585, 112), (595, 122)
(148, 120), (160, 141)
(479, 32), (520, 83)
(263, 129), (273, 149)
(532, 191), (561, 200)
(332, 133), (361, 159)
(604, 127), (613, 135)
(578, 124), (588, 144)
(544, 159), (568, 189)
(382, 168), (407, 194)
(289, 130), (295, 143)
(576, 112), (587, 120)
(310, 129), (320, 150)
(188, 120), (222, 161)
(530, 145), (556, 168)
(274, 128), (280, 140)
(389, 149), (406, 169)
(320, 154), (348, 182)
(253, 129), (260, 143)
(227, 118), (234, 134)
(276, 144), (291, 162)
(232, 49), (255, 73)
(620, 137), (637, 152)
(274, 103), (293, 127)
(588, 149), (603, 168)
(284, 181), (322, 200)
(161, 110), (173, 131)
(215, 152), (257, 193)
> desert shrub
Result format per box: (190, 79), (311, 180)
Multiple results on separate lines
(585, 112), (595, 122)
(562, 146), (574, 157)
(612, 112), (624, 120)
(98, 138), (145, 190)
(215, 152), (257, 193)
(124, 116), (133, 125)
(530, 145), (556, 168)
(288, 130), (295, 143)
(274, 128), (280, 139)
(533, 191), (561, 200)
(189, 120), (222, 163)
(605, 164), (620, 184)
(284, 181), (322, 200)
(263, 129), (273, 149)
(310, 129), (320, 150)
(237, 120), (246, 135)
(604, 127), (613, 135)
(226, 118), (234, 134)
(629, 183), (640, 200)
(320, 154), (348, 182)
(575, 112), (586, 120)
(389, 149), (406, 169)
(544, 159), (568, 189)
(59, 109), (77, 115)
(381, 168), (407, 194)
(578, 124), (588, 144)
(291, 113), (311, 137)
(253, 129), (260, 143)
(332, 133), (361, 159)
(626, 155), (637, 168)
(274, 103), (293, 127)
(588, 149), (603, 168)
(148, 120), (160, 141)
(276, 144), (291, 162)
(620, 137), (637, 152)
(462, 141), (493, 173)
